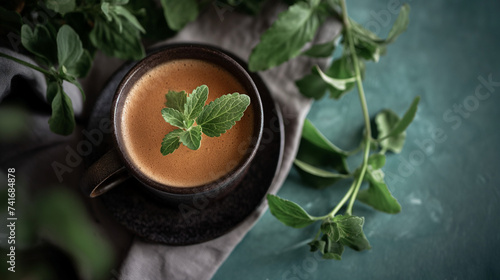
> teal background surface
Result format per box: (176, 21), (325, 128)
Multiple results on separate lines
(215, 0), (500, 279)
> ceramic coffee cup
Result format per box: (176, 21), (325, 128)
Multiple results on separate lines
(81, 44), (264, 205)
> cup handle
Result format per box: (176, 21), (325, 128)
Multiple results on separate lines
(81, 148), (130, 198)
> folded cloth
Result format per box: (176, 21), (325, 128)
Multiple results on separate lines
(0, 2), (340, 279)
(118, 3), (339, 280)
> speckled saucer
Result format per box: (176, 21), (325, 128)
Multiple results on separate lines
(84, 44), (284, 245)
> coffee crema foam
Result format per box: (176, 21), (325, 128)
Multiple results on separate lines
(121, 59), (255, 187)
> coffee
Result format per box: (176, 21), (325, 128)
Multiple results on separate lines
(121, 59), (255, 187)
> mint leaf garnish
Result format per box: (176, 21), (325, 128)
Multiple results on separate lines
(161, 129), (183, 155)
(197, 93), (250, 137)
(161, 108), (186, 129)
(184, 85), (209, 120)
(165, 90), (187, 113)
(180, 126), (202, 150)
(160, 84), (250, 155)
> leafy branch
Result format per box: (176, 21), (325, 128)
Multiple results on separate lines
(249, 0), (420, 259)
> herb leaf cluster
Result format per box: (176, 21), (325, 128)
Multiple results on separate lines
(160, 85), (250, 155)
(253, 0), (420, 260)
(0, 0), (151, 135)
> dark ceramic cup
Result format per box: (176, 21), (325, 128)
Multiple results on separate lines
(81, 44), (263, 205)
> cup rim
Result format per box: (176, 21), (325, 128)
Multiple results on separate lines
(111, 44), (264, 196)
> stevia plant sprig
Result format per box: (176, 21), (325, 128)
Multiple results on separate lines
(160, 85), (250, 155)
(249, 0), (420, 260)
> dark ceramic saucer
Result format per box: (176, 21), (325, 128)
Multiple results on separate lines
(84, 44), (284, 245)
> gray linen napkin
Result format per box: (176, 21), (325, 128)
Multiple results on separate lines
(118, 3), (339, 280)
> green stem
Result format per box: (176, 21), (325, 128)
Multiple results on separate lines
(312, 227), (322, 242)
(315, 179), (356, 221)
(0, 52), (52, 76)
(376, 134), (392, 142)
(339, 0), (372, 216)
(327, 180), (356, 217)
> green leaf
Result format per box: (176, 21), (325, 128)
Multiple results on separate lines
(320, 219), (340, 242)
(248, 1), (326, 71)
(165, 90), (187, 114)
(339, 228), (371, 251)
(57, 25), (84, 68)
(378, 96), (420, 141)
(161, 128), (183, 155)
(197, 93), (251, 137)
(295, 70), (329, 100)
(47, 80), (75, 135)
(297, 56), (364, 100)
(65, 49), (92, 78)
(184, 85), (209, 120)
(357, 167), (401, 214)
(21, 24), (58, 66)
(296, 119), (349, 174)
(350, 18), (381, 42)
(368, 153), (386, 169)
(327, 56), (364, 99)
(160, 0), (199, 31)
(162, 108), (186, 129)
(46, 77), (59, 104)
(45, 0), (76, 15)
(112, 5), (145, 33)
(322, 234), (344, 260)
(302, 39), (336, 58)
(60, 70), (86, 101)
(266, 194), (316, 228)
(355, 37), (384, 62)
(294, 159), (347, 189)
(301, 118), (347, 158)
(180, 126), (202, 150)
(385, 4), (410, 45)
(350, 19), (385, 62)
(375, 109), (406, 153)
(334, 215), (371, 251)
(333, 215), (363, 236)
(36, 188), (113, 279)
(308, 239), (326, 253)
(89, 16), (145, 60)
(101, 2), (114, 22)
(314, 65), (355, 91)
(102, 2), (146, 34)
(111, 0), (128, 4)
